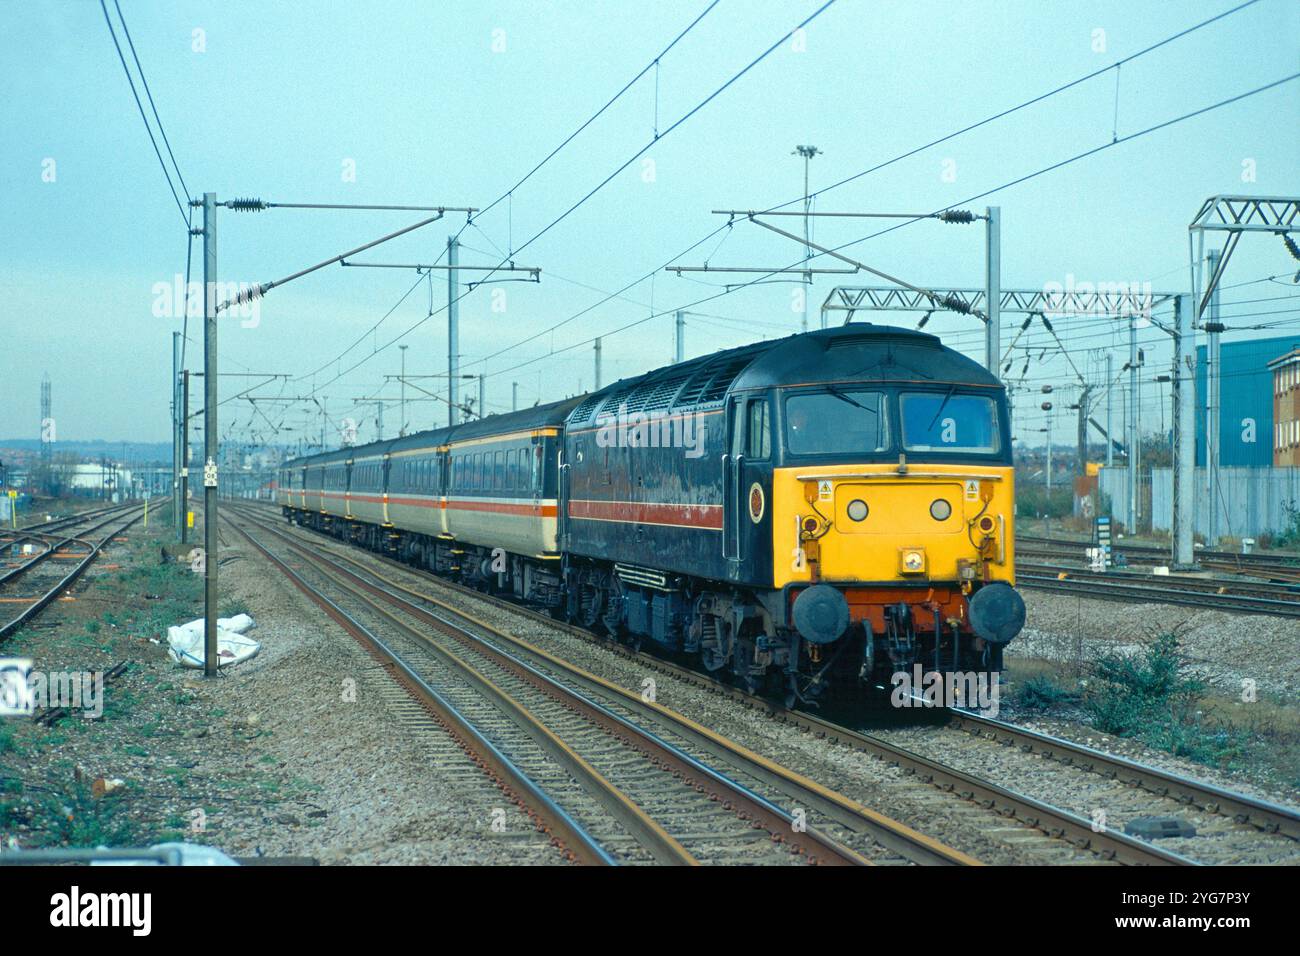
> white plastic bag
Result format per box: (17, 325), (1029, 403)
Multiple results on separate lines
(166, 615), (260, 668)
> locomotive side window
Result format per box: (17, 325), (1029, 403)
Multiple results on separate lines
(745, 399), (771, 459)
(900, 392), (999, 453)
(785, 389), (888, 455)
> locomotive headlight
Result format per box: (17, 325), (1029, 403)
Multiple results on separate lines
(900, 548), (926, 574)
(846, 499), (868, 522)
(929, 498), (952, 521)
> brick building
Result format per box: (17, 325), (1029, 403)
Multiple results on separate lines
(1268, 348), (1300, 466)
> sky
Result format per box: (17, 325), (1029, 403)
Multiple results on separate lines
(1, 0), (1297, 452)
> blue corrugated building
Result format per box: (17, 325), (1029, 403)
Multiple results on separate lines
(1196, 334), (1300, 467)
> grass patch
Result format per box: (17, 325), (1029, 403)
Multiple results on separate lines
(0, 725), (25, 757)
(1015, 673), (1082, 712)
(1084, 632), (1253, 769)
(219, 598), (252, 618)
(21, 780), (142, 849)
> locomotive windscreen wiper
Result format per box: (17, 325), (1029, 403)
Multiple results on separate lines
(926, 384), (957, 432)
(824, 384), (872, 412)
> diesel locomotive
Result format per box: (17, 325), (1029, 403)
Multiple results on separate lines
(277, 324), (1025, 705)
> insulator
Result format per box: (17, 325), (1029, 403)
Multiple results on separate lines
(1203, 321), (1226, 333)
(917, 310), (932, 329)
(234, 284), (265, 305)
(1283, 233), (1300, 261)
(1020, 316), (1032, 330)
(228, 197), (267, 212)
(1041, 316), (1055, 333)
(940, 293), (972, 314)
(937, 209), (975, 224)
(1003, 360), (1013, 373)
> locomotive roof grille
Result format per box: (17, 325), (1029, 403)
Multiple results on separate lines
(673, 347), (766, 408)
(570, 392), (605, 424)
(625, 373), (691, 413)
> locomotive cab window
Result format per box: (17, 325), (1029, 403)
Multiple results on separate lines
(785, 389), (889, 456)
(900, 391), (1000, 454)
(745, 398), (771, 459)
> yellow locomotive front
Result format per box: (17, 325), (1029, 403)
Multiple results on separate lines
(761, 379), (1024, 703)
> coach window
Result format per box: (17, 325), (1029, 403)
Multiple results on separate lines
(745, 399), (771, 459)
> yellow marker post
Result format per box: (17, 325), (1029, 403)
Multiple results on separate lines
(187, 511), (194, 529)
(143, 496), (149, 529)
(8, 489), (16, 529)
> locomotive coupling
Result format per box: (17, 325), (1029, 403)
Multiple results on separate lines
(968, 582), (1026, 644)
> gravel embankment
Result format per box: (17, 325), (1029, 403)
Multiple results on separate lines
(266, 522), (1148, 865)
(3, 522), (567, 865)
(1012, 589), (1300, 699)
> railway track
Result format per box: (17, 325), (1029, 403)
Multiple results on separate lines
(226, 507), (978, 866)
(1016, 562), (1300, 618)
(0, 502), (133, 550)
(944, 710), (1300, 843)
(1018, 533), (1300, 576)
(0, 505), (148, 641)
(232, 503), (1218, 865)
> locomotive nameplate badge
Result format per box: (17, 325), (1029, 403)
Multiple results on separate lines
(817, 479), (833, 501)
(964, 479), (979, 501)
(748, 482), (765, 523)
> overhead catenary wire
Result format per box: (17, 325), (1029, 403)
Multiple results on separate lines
(112, 0), (190, 205)
(99, 0), (189, 230)
(303, 1), (838, 395)
(452, 0), (1271, 377)
(290, 0), (1283, 418)
(472, 72), (1300, 386)
(298, 0), (725, 389)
